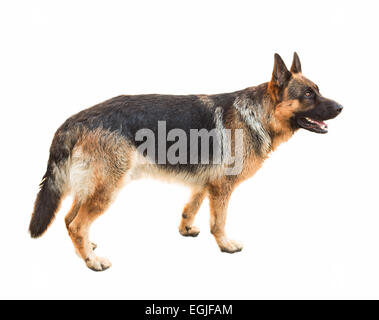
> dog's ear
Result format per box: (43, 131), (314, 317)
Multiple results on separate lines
(290, 52), (302, 73)
(271, 53), (291, 88)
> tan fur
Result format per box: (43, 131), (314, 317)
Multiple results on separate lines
(206, 179), (243, 253)
(179, 188), (207, 237)
(67, 199), (112, 271)
(269, 99), (298, 150)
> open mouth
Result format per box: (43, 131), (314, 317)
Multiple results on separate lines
(297, 117), (328, 134)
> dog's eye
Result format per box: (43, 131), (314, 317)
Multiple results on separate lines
(304, 90), (314, 98)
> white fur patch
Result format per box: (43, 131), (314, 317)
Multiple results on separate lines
(214, 106), (229, 163)
(69, 148), (96, 201)
(233, 97), (271, 154)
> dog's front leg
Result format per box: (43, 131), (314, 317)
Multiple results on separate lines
(179, 188), (206, 237)
(207, 182), (243, 253)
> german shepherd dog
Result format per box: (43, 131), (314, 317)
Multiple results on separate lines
(29, 53), (342, 271)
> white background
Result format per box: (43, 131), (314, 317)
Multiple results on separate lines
(0, 0), (378, 299)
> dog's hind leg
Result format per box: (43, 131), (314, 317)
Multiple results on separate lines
(65, 198), (81, 228)
(66, 183), (120, 271)
(207, 181), (243, 253)
(66, 130), (131, 271)
(179, 188), (206, 237)
(65, 198), (97, 253)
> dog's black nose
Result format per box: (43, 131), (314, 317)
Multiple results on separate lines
(335, 104), (343, 114)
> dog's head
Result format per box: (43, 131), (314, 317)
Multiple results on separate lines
(268, 53), (342, 134)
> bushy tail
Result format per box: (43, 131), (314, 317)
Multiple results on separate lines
(29, 126), (81, 237)
(29, 160), (66, 238)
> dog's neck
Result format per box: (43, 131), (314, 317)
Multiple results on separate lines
(235, 83), (297, 154)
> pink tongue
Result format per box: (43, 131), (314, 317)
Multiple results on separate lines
(313, 119), (327, 128)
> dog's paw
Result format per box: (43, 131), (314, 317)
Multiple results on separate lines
(179, 225), (200, 237)
(85, 255), (112, 272)
(217, 238), (243, 253)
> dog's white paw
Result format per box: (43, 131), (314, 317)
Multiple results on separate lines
(85, 255), (112, 272)
(217, 238), (243, 253)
